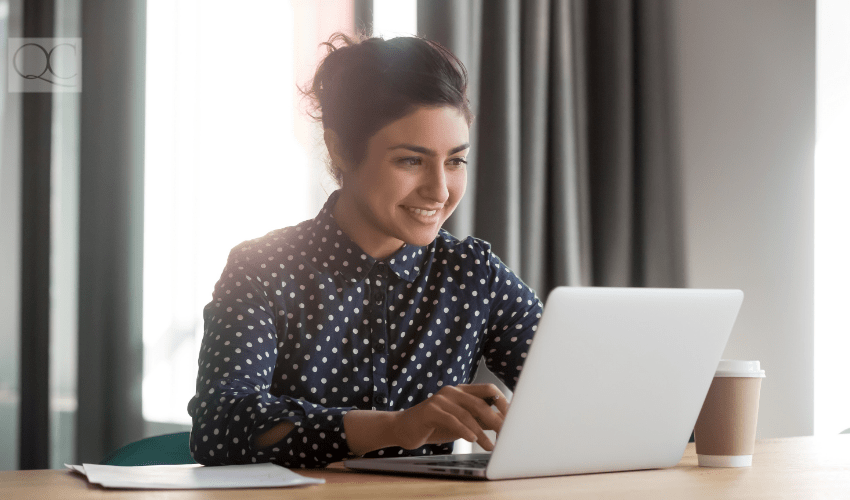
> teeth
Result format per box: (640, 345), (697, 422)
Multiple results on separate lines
(407, 207), (437, 216)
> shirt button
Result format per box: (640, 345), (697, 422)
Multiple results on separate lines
(373, 291), (385, 304)
(374, 394), (387, 405)
(376, 262), (388, 275)
(375, 341), (386, 353)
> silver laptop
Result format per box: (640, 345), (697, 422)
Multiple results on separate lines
(344, 287), (743, 480)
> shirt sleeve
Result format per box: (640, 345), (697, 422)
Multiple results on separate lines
(187, 246), (357, 468)
(479, 245), (543, 392)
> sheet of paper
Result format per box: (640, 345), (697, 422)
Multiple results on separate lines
(65, 464), (86, 474)
(65, 463), (324, 489)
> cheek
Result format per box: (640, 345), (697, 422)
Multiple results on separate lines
(363, 167), (404, 203)
(378, 166), (412, 193)
(448, 171), (468, 202)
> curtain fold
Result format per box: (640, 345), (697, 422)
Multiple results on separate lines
(632, 0), (686, 288)
(418, 0), (686, 297)
(19, 0), (55, 470)
(75, 0), (147, 463)
(417, 0), (482, 241)
(474, 1), (523, 271)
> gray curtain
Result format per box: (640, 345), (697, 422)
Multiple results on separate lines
(418, 0), (686, 297)
(19, 0), (55, 470)
(76, 0), (147, 463)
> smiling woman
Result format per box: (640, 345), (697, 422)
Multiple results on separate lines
(186, 34), (543, 468)
(307, 34), (473, 259)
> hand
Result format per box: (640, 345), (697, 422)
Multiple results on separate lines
(390, 384), (509, 451)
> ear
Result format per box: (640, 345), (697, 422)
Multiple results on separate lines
(324, 129), (351, 175)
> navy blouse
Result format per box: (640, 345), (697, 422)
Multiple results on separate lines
(187, 190), (543, 468)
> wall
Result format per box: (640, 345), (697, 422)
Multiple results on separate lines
(673, 0), (815, 438)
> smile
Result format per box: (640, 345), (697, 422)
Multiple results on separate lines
(406, 206), (438, 217)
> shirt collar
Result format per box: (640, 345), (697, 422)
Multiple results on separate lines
(305, 190), (427, 284)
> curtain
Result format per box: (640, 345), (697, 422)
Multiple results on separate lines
(75, 0), (147, 463)
(19, 0), (55, 470)
(418, 0), (686, 297)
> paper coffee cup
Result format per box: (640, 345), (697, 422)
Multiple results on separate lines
(694, 359), (765, 467)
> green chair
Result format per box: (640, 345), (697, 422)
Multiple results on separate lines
(99, 432), (196, 466)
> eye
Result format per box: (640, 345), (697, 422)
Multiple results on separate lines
(396, 157), (422, 167)
(448, 157), (468, 168)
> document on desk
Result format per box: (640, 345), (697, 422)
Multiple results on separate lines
(65, 463), (324, 489)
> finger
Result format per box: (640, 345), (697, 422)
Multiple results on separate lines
(472, 426), (495, 451)
(449, 386), (508, 433)
(456, 384), (510, 416)
(461, 395), (505, 434)
(483, 394), (510, 417)
(438, 398), (495, 451)
(486, 387), (510, 416)
(426, 399), (479, 444)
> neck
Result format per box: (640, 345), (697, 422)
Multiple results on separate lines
(332, 190), (405, 260)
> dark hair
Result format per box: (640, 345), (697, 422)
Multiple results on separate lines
(303, 33), (473, 185)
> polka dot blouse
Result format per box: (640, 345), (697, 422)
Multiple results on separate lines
(187, 190), (543, 468)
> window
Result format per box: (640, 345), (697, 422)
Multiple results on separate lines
(373, 0), (416, 39)
(143, 0), (352, 425)
(814, 0), (850, 436)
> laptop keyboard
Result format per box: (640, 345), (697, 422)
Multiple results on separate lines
(419, 456), (491, 469)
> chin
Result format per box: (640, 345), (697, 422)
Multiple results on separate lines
(403, 230), (441, 247)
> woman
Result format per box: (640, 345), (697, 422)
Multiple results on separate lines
(188, 33), (542, 468)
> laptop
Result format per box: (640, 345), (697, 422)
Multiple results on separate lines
(344, 286), (744, 480)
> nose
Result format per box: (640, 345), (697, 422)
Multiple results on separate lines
(420, 163), (450, 203)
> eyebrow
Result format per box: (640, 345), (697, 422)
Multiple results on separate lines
(387, 142), (471, 156)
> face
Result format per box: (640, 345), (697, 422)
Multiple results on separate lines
(333, 106), (470, 259)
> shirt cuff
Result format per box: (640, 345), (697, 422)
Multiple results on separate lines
(251, 406), (357, 468)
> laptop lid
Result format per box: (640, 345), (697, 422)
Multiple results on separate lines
(485, 286), (743, 479)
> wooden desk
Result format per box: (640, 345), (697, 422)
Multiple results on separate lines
(2, 436), (848, 499)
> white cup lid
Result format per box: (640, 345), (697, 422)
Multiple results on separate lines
(715, 359), (766, 378)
